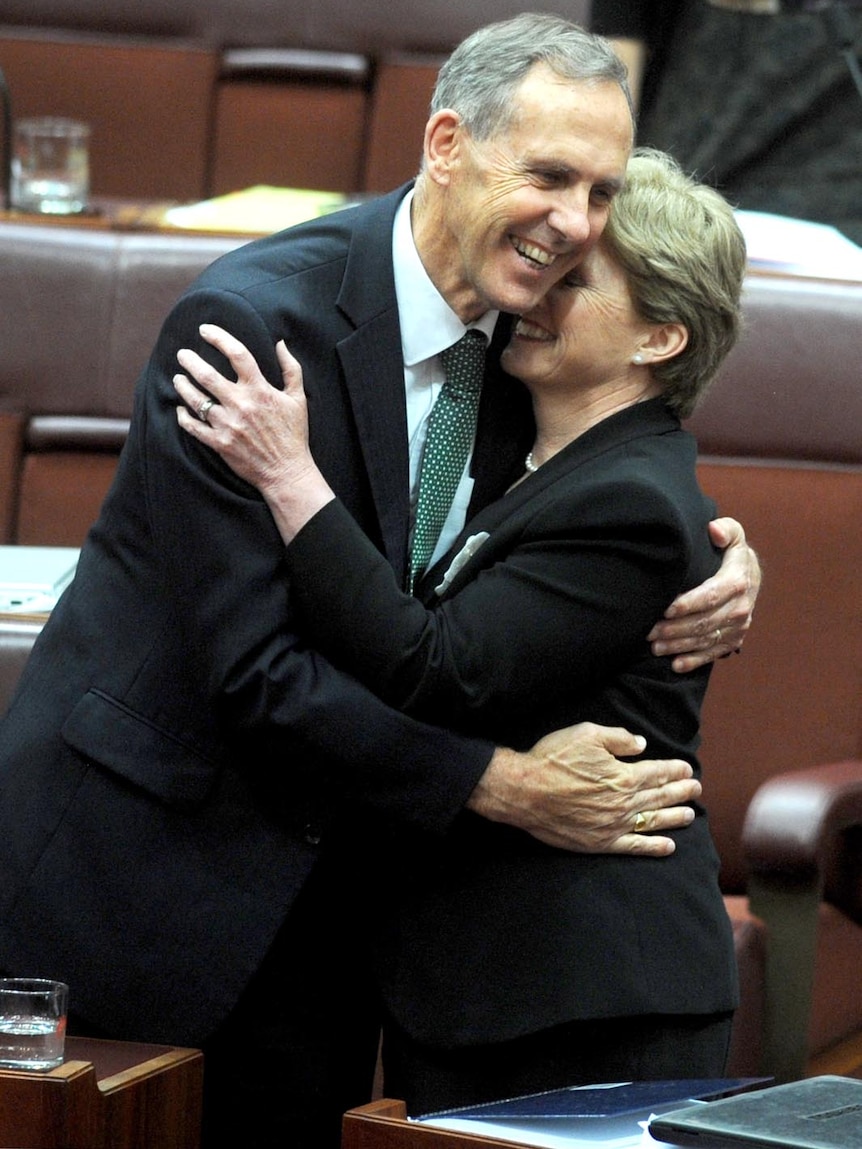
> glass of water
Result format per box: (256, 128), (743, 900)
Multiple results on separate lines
(0, 978), (68, 1071)
(10, 117), (90, 215)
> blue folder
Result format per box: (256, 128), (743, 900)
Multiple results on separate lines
(418, 1078), (770, 1123)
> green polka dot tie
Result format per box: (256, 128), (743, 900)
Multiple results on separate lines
(410, 330), (487, 591)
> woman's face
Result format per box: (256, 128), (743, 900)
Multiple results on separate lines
(501, 238), (649, 392)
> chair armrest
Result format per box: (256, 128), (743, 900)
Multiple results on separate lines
(743, 759), (862, 920)
(0, 410), (24, 542)
(741, 761), (862, 1080)
(743, 758), (862, 868)
(220, 47), (370, 83)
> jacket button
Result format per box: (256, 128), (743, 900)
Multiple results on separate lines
(303, 823), (322, 846)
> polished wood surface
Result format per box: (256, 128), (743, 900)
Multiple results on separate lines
(0, 199), (180, 233)
(343, 1100), (497, 1149)
(0, 1036), (203, 1149)
(342, 1098), (628, 1149)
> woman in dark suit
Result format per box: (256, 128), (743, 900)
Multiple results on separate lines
(174, 148), (748, 1110)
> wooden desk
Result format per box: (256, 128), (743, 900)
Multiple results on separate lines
(0, 200), (180, 234)
(343, 1099), (514, 1149)
(0, 196), (273, 238)
(0, 188), (365, 240)
(341, 1098), (704, 1149)
(0, 1036), (203, 1149)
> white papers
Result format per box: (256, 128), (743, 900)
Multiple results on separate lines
(414, 1112), (690, 1147)
(736, 209), (862, 281)
(0, 546), (79, 613)
(414, 1114), (647, 1147)
(414, 1083), (713, 1148)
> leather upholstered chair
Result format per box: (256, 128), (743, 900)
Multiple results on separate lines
(0, 0), (594, 200)
(0, 223), (246, 545)
(210, 49), (372, 195)
(0, 412), (23, 544)
(361, 53), (444, 194)
(0, 27), (218, 201)
(688, 271), (862, 1082)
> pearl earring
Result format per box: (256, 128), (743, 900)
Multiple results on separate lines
(632, 353), (644, 365)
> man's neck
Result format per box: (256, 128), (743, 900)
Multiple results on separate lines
(410, 176), (490, 324)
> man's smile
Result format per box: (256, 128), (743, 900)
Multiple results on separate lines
(510, 236), (559, 269)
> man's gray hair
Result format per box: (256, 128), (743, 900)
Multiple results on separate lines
(431, 13), (633, 140)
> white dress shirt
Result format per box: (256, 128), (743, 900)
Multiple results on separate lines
(392, 190), (499, 569)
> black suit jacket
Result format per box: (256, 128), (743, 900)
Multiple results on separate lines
(283, 398), (739, 1045)
(0, 186), (529, 1044)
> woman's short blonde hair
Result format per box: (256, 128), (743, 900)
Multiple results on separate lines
(604, 148), (747, 418)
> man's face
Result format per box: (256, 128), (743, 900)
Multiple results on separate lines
(422, 64), (633, 322)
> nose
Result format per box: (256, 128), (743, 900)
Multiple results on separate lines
(547, 186), (594, 246)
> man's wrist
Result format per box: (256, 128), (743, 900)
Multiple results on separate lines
(466, 746), (528, 824)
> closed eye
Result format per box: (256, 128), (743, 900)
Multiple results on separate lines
(530, 166), (571, 188)
(590, 183), (619, 207)
(561, 270), (587, 289)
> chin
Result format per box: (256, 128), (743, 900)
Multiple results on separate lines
(500, 344), (533, 379)
(481, 270), (548, 317)
(508, 285), (550, 315)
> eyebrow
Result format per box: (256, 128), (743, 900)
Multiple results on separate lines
(596, 175), (625, 195)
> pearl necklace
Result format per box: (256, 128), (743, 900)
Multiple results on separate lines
(525, 451), (539, 473)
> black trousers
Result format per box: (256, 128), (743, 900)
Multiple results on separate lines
(382, 1009), (735, 1116)
(68, 848), (733, 1143)
(198, 857), (381, 1149)
(69, 855), (381, 1149)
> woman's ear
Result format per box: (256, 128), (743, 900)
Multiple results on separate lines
(638, 322), (689, 366)
(423, 109), (463, 186)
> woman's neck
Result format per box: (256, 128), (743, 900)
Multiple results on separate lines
(527, 376), (661, 470)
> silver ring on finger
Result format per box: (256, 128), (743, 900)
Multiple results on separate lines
(197, 397), (215, 424)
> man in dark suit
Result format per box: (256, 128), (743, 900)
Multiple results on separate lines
(0, 14), (758, 1147)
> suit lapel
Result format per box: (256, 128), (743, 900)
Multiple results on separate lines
(335, 187), (413, 584)
(337, 320), (411, 584)
(418, 398), (680, 602)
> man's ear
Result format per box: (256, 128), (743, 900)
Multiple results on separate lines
(423, 109), (463, 186)
(639, 322), (689, 365)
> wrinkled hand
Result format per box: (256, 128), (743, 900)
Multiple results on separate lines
(468, 722), (701, 856)
(174, 324), (333, 540)
(174, 323), (315, 491)
(649, 517), (761, 673)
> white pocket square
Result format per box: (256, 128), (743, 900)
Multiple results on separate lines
(434, 532), (490, 596)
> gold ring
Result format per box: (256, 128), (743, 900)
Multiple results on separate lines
(633, 811), (648, 833)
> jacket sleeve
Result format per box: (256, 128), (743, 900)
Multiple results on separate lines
(283, 477), (709, 734)
(134, 283), (493, 833)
